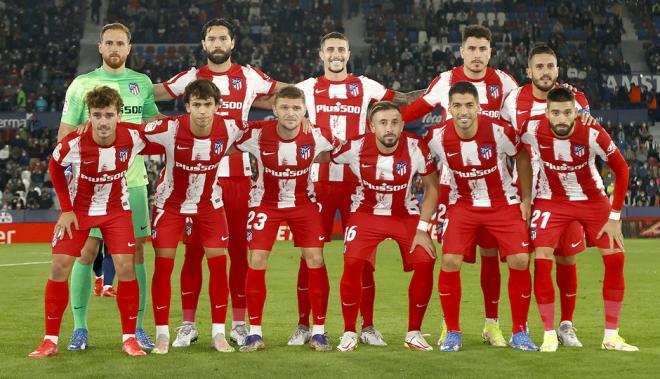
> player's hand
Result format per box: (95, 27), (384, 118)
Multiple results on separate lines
(55, 211), (79, 240)
(597, 219), (624, 251)
(410, 230), (436, 259)
(519, 199), (531, 222)
(561, 83), (578, 93)
(579, 112), (597, 125)
(76, 121), (91, 135)
(302, 118), (314, 134)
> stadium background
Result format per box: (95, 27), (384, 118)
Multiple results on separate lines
(0, 0), (659, 376)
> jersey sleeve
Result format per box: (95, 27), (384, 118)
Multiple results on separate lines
(359, 76), (394, 101)
(162, 68), (198, 98)
(575, 91), (591, 114)
(400, 74), (445, 122)
(412, 136), (435, 176)
(60, 78), (86, 126)
(51, 133), (81, 167)
(313, 126), (341, 154)
(224, 119), (245, 150)
(141, 75), (159, 119)
(498, 69), (520, 98)
(500, 88), (519, 128)
(331, 137), (361, 165)
(142, 118), (175, 146)
(590, 124), (628, 211)
(497, 122), (522, 157)
(234, 126), (260, 154)
(247, 65), (277, 96)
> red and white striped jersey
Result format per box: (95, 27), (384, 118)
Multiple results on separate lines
(50, 124), (146, 216)
(402, 66), (518, 122)
(520, 116), (620, 204)
(331, 132), (434, 216)
(424, 115), (521, 207)
(296, 75), (395, 183)
(143, 114), (244, 214)
(236, 120), (339, 208)
(500, 84), (590, 132)
(163, 64), (276, 177)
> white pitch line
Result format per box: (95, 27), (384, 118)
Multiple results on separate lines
(0, 261), (50, 267)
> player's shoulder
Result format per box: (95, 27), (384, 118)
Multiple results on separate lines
(296, 77), (317, 90)
(124, 68), (153, 83)
(492, 67), (518, 85)
(520, 114), (546, 133)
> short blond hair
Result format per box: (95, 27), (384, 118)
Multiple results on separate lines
(100, 23), (131, 42)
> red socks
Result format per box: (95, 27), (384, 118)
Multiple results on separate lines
(556, 262), (577, 322)
(152, 257), (175, 326)
(508, 267), (532, 334)
(117, 279), (139, 334)
(180, 243), (204, 323)
(408, 262), (434, 331)
(340, 258), (365, 333)
(480, 255), (500, 319)
(602, 253), (625, 329)
(296, 258), (310, 327)
(439, 270), (461, 332)
(207, 255), (229, 324)
(44, 279), (69, 336)
(245, 268), (267, 326)
(534, 259), (555, 331)
(360, 267), (376, 330)
(307, 266), (329, 327)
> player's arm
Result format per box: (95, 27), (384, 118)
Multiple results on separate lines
(411, 171), (439, 258)
(595, 134), (629, 250)
(57, 122), (78, 141)
(513, 147), (532, 221)
(391, 89), (426, 107)
(48, 139), (79, 237)
(153, 83), (175, 102)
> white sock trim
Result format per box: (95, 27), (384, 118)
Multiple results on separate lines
(122, 334), (135, 342)
(44, 335), (58, 344)
(249, 325), (262, 337)
(156, 325), (170, 338)
(311, 325), (325, 336)
(212, 323), (225, 337)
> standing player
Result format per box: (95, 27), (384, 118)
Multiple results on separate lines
(236, 86), (338, 352)
(333, 102), (438, 352)
(401, 25), (518, 345)
(291, 32), (415, 347)
(144, 79), (245, 354)
(500, 44), (592, 348)
(30, 86), (149, 357)
(424, 82), (537, 352)
(58, 23), (158, 351)
(520, 87), (637, 352)
(153, 18), (282, 346)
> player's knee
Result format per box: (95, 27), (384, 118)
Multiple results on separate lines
(441, 254), (462, 272)
(556, 255), (576, 266)
(249, 252), (269, 269)
(50, 258), (74, 281)
(113, 258), (136, 280)
(534, 247), (554, 260)
(79, 245), (99, 264)
(304, 251), (324, 269)
(507, 253), (530, 270)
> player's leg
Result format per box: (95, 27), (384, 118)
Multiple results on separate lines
(67, 235), (99, 351)
(149, 208), (184, 354)
(92, 244), (104, 296)
(533, 246), (557, 351)
(477, 230), (506, 347)
(172, 218), (203, 348)
(128, 186), (154, 349)
(554, 221), (584, 347)
(580, 200), (637, 351)
(101, 244), (117, 297)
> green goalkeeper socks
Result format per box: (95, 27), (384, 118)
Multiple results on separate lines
(70, 261), (93, 330)
(135, 263), (147, 329)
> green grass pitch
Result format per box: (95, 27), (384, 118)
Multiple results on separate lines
(0, 239), (658, 378)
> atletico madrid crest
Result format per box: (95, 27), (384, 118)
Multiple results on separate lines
(480, 145), (493, 160)
(395, 161), (407, 176)
(232, 77), (243, 91)
(214, 140), (224, 155)
(128, 82), (140, 96)
(573, 144), (585, 157)
(488, 84), (500, 99)
(349, 83), (359, 97)
(299, 145), (311, 160)
(119, 148), (129, 162)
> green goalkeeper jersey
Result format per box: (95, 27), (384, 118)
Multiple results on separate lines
(60, 66), (159, 188)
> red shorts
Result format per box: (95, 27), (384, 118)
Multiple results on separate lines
(314, 181), (357, 240)
(247, 203), (325, 251)
(151, 207), (229, 249)
(52, 210), (135, 256)
(442, 202), (531, 260)
(531, 198), (621, 251)
(344, 212), (436, 272)
(553, 221), (586, 257)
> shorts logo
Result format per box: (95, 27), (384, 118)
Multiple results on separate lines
(488, 84), (500, 99)
(480, 145), (493, 160)
(530, 227), (537, 240)
(348, 83), (360, 97)
(573, 144), (585, 157)
(232, 77), (243, 91)
(214, 140), (224, 155)
(299, 145), (311, 160)
(185, 222), (193, 237)
(128, 82), (140, 96)
(246, 229), (253, 241)
(151, 228), (157, 240)
(395, 161), (407, 176)
(119, 148), (129, 162)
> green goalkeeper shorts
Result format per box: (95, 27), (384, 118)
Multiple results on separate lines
(88, 186), (151, 239)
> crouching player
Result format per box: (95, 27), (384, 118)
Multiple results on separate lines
(521, 87), (637, 352)
(237, 87), (338, 352)
(30, 86), (149, 357)
(334, 101), (438, 352)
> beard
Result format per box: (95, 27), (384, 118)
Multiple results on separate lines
(103, 54), (126, 69)
(327, 59), (345, 73)
(206, 48), (231, 65)
(550, 121), (575, 136)
(378, 135), (399, 148)
(532, 75), (557, 92)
